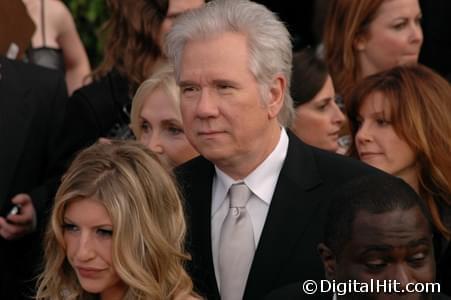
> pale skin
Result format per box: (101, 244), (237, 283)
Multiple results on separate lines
(63, 198), (200, 300)
(355, 92), (419, 192)
(23, 0), (91, 95)
(137, 86), (198, 169)
(64, 198), (126, 300)
(0, 194), (36, 240)
(179, 32), (285, 180)
(291, 75), (345, 152)
(356, 0), (423, 78)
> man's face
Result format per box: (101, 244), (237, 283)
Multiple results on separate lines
(178, 32), (283, 178)
(327, 207), (435, 300)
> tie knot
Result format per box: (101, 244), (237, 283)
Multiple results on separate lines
(229, 183), (251, 208)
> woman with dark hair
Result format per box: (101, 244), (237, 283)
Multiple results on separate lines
(290, 48), (345, 153)
(347, 64), (451, 293)
(58, 0), (204, 161)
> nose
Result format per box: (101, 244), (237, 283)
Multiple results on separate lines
(75, 233), (96, 262)
(391, 265), (413, 293)
(355, 122), (372, 145)
(196, 89), (219, 119)
(409, 22), (423, 45)
(147, 132), (164, 154)
(331, 101), (346, 125)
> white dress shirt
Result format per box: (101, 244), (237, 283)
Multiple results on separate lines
(211, 128), (289, 287)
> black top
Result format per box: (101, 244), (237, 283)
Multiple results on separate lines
(52, 69), (133, 179)
(0, 56), (67, 300)
(26, 0), (65, 71)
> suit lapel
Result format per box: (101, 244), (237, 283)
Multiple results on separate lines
(244, 133), (323, 298)
(185, 157), (220, 298)
(0, 58), (33, 207)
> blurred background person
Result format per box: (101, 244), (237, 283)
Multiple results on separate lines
(347, 64), (451, 294)
(56, 0), (204, 172)
(0, 56), (67, 300)
(23, 0), (91, 95)
(290, 48), (346, 153)
(324, 0), (423, 101)
(130, 63), (198, 169)
(36, 141), (199, 300)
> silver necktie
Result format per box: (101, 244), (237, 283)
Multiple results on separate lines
(218, 183), (255, 300)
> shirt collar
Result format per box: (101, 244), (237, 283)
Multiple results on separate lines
(212, 128), (289, 214)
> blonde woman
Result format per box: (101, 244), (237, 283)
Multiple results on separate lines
(130, 63), (198, 169)
(36, 141), (199, 300)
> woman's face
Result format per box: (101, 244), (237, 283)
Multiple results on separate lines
(138, 86), (198, 168)
(292, 76), (345, 152)
(355, 92), (418, 183)
(158, 0), (204, 50)
(356, 0), (423, 77)
(64, 198), (126, 299)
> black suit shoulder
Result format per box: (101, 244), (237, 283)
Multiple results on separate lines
(434, 293), (451, 300)
(311, 144), (384, 178)
(54, 71), (131, 171)
(0, 57), (67, 300)
(285, 131), (384, 189)
(69, 70), (130, 138)
(175, 156), (212, 184)
(174, 155), (212, 209)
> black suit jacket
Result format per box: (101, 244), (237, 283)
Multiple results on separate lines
(176, 131), (381, 300)
(0, 57), (67, 299)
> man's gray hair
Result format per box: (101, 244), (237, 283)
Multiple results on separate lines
(165, 0), (294, 127)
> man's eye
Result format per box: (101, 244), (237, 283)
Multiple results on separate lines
(365, 259), (387, 271)
(182, 86), (198, 94)
(216, 83), (236, 94)
(408, 252), (427, 265)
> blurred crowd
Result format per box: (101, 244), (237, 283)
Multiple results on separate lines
(0, 0), (449, 299)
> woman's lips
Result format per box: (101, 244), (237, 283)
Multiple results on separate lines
(76, 267), (105, 278)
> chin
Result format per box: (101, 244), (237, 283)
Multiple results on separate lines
(322, 142), (339, 153)
(79, 281), (105, 294)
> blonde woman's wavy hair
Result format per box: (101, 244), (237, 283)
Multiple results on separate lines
(36, 141), (196, 300)
(347, 64), (451, 239)
(130, 62), (180, 140)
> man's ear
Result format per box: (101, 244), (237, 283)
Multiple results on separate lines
(266, 74), (285, 120)
(318, 243), (337, 280)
